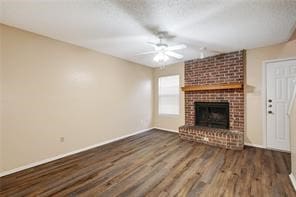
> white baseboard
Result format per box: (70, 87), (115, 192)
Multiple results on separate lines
(244, 143), (266, 149)
(289, 173), (296, 191)
(0, 127), (153, 177)
(154, 127), (179, 133)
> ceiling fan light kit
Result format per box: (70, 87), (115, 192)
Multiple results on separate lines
(153, 52), (169, 62)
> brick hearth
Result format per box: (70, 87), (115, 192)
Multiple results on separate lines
(179, 126), (244, 150)
(179, 50), (245, 150)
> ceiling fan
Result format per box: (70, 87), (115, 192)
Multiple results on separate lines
(138, 32), (187, 63)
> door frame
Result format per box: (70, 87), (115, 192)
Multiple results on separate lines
(262, 57), (296, 151)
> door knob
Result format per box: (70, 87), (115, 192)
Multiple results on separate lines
(268, 99), (272, 102)
(268, 111), (273, 114)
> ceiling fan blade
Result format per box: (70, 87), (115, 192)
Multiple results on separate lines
(136, 51), (157, 56)
(146, 42), (158, 49)
(147, 41), (157, 45)
(167, 44), (187, 51)
(165, 51), (184, 59)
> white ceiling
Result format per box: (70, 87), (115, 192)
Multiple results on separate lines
(1, 0), (296, 67)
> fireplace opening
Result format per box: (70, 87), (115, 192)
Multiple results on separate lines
(195, 102), (229, 129)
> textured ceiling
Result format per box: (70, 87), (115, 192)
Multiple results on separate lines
(1, 0), (296, 67)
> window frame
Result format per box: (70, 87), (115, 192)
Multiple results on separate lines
(158, 74), (180, 116)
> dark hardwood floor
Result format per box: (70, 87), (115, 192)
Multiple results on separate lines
(0, 129), (295, 197)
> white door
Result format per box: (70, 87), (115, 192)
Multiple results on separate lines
(266, 59), (296, 151)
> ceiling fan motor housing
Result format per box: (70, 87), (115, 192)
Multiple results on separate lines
(156, 43), (168, 50)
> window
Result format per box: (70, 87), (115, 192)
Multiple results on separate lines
(158, 75), (180, 115)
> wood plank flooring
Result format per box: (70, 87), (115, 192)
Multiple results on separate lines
(0, 129), (295, 196)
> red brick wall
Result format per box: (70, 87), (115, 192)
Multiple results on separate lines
(184, 50), (245, 132)
(185, 51), (244, 86)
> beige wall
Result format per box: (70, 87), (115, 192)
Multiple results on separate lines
(245, 40), (296, 145)
(290, 92), (296, 180)
(0, 24), (153, 172)
(153, 63), (185, 131)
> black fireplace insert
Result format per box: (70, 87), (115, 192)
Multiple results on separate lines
(195, 102), (229, 129)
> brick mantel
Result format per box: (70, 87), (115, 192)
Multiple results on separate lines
(179, 50), (245, 150)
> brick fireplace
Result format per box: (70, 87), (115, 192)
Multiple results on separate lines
(179, 50), (245, 150)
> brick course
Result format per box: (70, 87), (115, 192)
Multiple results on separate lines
(179, 50), (245, 150)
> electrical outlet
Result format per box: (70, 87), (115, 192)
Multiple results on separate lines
(60, 137), (65, 142)
(203, 137), (209, 142)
